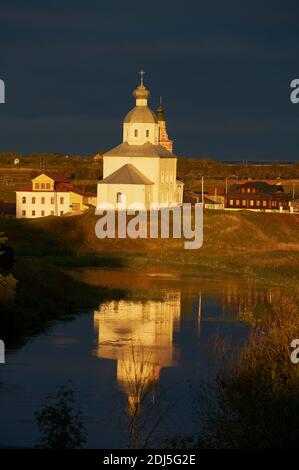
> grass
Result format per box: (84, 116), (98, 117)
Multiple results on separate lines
(2, 209), (299, 284)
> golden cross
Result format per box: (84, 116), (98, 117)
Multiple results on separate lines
(139, 69), (145, 85)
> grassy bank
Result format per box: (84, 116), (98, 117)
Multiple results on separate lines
(2, 209), (299, 285)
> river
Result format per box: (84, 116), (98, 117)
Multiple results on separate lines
(0, 268), (275, 448)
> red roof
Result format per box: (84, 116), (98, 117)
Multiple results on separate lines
(16, 180), (96, 197)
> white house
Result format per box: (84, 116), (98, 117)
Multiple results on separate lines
(16, 172), (96, 219)
(97, 71), (184, 210)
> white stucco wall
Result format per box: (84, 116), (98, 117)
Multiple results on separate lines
(16, 191), (71, 218)
(123, 122), (159, 146)
(97, 184), (152, 210)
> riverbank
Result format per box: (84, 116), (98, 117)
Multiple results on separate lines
(2, 209), (299, 284)
(1, 209), (298, 346)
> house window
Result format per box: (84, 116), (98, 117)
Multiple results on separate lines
(263, 200), (267, 207)
(247, 188), (251, 193)
(50, 197), (54, 204)
(116, 192), (122, 203)
(256, 200), (261, 207)
(32, 197), (36, 204)
(22, 196), (26, 203)
(229, 199), (234, 206)
(41, 197), (45, 204)
(41, 183), (45, 190)
(242, 200), (247, 206)
(241, 188), (245, 193)
(60, 197), (64, 204)
(45, 183), (50, 189)
(35, 183), (40, 190)
(236, 199), (240, 206)
(252, 188), (256, 193)
(32, 210), (35, 216)
(60, 211), (64, 216)
(41, 210), (45, 216)
(250, 200), (254, 206)
(146, 130), (149, 138)
(22, 210), (26, 217)
(272, 201), (276, 207)
(134, 129), (138, 137)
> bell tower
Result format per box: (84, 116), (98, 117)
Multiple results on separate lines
(157, 97), (174, 152)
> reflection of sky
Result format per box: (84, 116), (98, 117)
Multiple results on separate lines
(0, 275), (268, 448)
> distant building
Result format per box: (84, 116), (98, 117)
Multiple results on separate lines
(97, 71), (184, 210)
(16, 172), (96, 219)
(224, 181), (291, 212)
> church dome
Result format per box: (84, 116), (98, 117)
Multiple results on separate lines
(133, 83), (150, 100)
(124, 106), (158, 124)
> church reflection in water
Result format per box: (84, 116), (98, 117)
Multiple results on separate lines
(93, 282), (274, 419)
(93, 291), (186, 416)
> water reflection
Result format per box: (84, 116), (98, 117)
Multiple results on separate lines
(94, 292), (183, 413)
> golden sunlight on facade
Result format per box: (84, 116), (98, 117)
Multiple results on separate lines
(16, 172), (96, 218)
(97, 71), (184, 210)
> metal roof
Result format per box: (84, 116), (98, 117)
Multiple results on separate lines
(104, 141), (176, 158)
(98, 164), (154, 185)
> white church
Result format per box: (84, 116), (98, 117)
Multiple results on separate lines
(97, 71), (184, 210)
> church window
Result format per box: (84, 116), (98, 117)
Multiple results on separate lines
(134, 129), (138, 137)
(146, 130), (149, 137)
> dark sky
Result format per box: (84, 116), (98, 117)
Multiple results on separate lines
(1, 0), (299, 161)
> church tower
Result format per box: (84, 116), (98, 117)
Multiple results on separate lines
(157, 97), (174, 153)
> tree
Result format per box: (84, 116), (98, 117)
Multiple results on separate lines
(35, 385), (87, 449)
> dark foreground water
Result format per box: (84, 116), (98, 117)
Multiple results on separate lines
(0, 269), (274, 448)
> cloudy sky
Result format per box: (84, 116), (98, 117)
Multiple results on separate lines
(0, 0), (299, 160)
